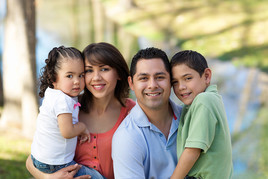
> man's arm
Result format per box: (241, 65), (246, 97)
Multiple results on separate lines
(170, 148), (201, 179)
(112, 129), (146, 179)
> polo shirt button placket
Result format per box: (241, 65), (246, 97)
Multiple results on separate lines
(159, 133), (167, 144)
(92, 135), (98, 169)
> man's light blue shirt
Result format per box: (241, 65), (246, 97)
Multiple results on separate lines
(112, 99), (182, 179)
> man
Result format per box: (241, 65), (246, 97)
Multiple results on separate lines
(112, 47), (182, 178)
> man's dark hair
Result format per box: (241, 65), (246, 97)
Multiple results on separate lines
(130, 47), (170, 79)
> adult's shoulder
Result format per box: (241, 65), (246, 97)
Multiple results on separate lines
(125, 98), (136, 109)
(114, 103), (145, 142)
(78, 110), (88, 123)
(114, 110), (136, 135)
(119, 98), (136, 120)
(112, 109), (146, 153)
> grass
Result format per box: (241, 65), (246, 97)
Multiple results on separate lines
(0, 129), (32, 179)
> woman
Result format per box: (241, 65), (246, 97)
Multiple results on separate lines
(26, 42), (136, 179)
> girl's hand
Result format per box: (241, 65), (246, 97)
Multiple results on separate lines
(78, 128), (90, 145)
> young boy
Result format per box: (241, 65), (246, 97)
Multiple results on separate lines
(170, 50), (233, 179)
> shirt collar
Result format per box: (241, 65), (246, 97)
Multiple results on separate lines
(206, 84), (217, 93)
(130, 99), (181, 129)
(130, 101), (150, 127)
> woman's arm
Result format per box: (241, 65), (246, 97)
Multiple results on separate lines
(58, 113), (87, 139)
(26, 155), (50, 179)
(170, 148), (201, 179)
(25, 155), (90, 179)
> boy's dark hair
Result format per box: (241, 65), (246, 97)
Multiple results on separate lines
(130, 47), (170, 79)
(80, 42), (130, 113)
(170, 50), (208, 77)
(39, 46), (83, 98)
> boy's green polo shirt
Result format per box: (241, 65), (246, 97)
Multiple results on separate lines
(177, 85), (233, 179)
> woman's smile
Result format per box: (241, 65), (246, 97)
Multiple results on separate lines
(92, 84), (105, 90)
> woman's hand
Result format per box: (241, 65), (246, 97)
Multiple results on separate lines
(48, 164), (91, 179)
(26, 155), (91, 179)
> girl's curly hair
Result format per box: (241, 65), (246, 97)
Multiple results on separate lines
(39, 46), (83, 98)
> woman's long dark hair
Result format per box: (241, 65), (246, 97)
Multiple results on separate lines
(80, 42), (130, 113)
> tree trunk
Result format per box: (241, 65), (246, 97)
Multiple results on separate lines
(233, 68), (257, 133)
(92, 0), (105, 42)
(1, 0), (38, 138)
(21, 0), (38, 138)
(105, 17), (115, 44)
(71, 0), (79, 47)
(89, 0), (95, 43)
(117, 26), (138, 64)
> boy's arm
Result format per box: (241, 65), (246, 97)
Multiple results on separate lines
(170, 148), (201, 179)
(58, 113), (87, 139)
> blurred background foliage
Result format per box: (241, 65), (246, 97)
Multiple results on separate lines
(102, 0), (268, 71)
(35, 0), (268, 71)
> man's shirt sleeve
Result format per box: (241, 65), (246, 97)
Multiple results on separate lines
(112, 127), (146, 179)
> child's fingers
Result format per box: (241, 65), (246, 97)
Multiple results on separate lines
(79, 135), (89, 145)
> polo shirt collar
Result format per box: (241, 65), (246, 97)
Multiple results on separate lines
(130, 101), (151, 128)
(206, 84), (217, 93)
(131, 99), (181, 131)
(169, 99), (181, 134)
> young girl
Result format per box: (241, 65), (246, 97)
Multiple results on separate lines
(30, 46), (105, 178)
